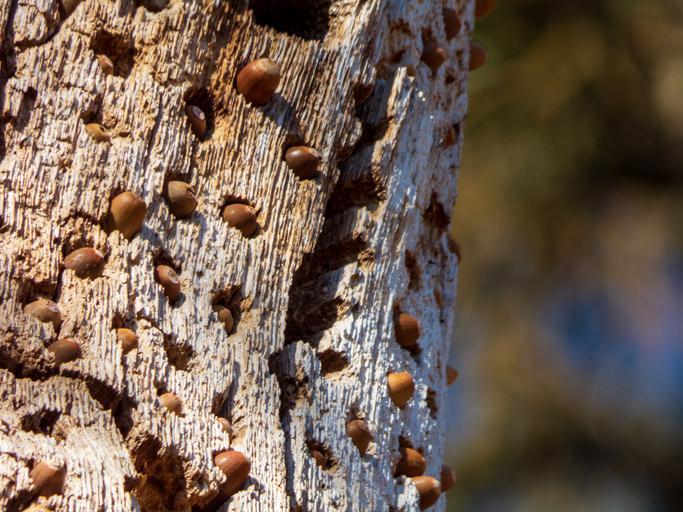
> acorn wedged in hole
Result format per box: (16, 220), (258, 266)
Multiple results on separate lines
(346, 419), (372, 455)
(213, 304), (234, 332)
(85, 122), (111, 143)
(165, 180), (198, 219)
(311, 448), (326, 467)
(185, 104), (207, 139)
(395, 313), (420, 350)
(96, 54), (114, 75)
(23, 299), (62, 328)
(159, 392), (183, 414)
(222, 203), (258, 237)
(443, 8), (461, 40)
(396, 447), (426, 477)
(236, 58), (281, 105)
(421, 42), (447, 74)
(446, 365), (459, 385)
(387, 371), (415, 407)
(475, 0), (497, 20)
(285, 146), (321, 179)
(117, 328), (138, 353)
(47, 338), (82, 365)
(30, 461), (65, 497)
(63, 247), (104, 275)
(469, 41), (487, 71)
(214, 450), (251, 498)
(154, 265), (181, 302)
(441, 465), (456, 492)
(411, 476), (441, 510)
(109, 191), (146, 240)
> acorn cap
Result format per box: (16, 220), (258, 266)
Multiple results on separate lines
(159, 392), (183, 414)
(30, 461), (65, 497)
(236, 58), (281, 105)
(411, 475), (441, 509)
(222, 203), (258, 237)
(469, 40), (488, 71)
(185, 104), (207, 139)
(47, 338), (82, 365)
(154, 265), (181, 302)
(446, 366), (459, 385)
(396, 447), (426, 477)
(421, 42), (447, 74)
(346, 419), (372, 455)
(166, 180), (198, 219)
(475, 0), (497, 20)
(109, 191), (146, 240)
(23, 299), (62, 328)
(214, 450), (251, 497)
(440, 465), (456, 492)
(395, 313), (420, 349)
(212, 304), (234, 332)
(387, 371), (415, 407)
(116, 328), (138, 353)
(85, 122), (111, 143)
(284, 146), (321, 179)
(96, 54), (114, 75)
(63, 247), (104, 274)
(443, 8), (461, 40)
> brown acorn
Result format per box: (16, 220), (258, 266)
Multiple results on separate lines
(109, 191), (146, 240)
(396, 447), (426, 477)
(154, 265), (181, 302)
(85, 122), (111, 143)
(395, 313), (420, 350)
(63, 247), (103, 274)
(475, 0), (497, 20)
(96, 54), (115, 75)
(30, 461), (65, 497)
(159, 392), (183, 414)
(469, 40), (488, 71)
(387, 371), (415, 408)
(443, 8), (461, 40)
(346, 419), (372, 455)
(311, 449), (326, 468)
(47, 338), (82, 365)
(23, 299), (62, 328)
(165, 180), (198, 219)
(284, 146), (321, 179)
(213, 304), (234, 332)
(446, 366), (459, 385)
(411, 476), (441, 510)
(421, 42), (447, 74)
(185, 104), (207, 139)
(214, 450), (251, 497)
(116, 328), (138, 353)
(236, 58), (281, 105)
(222, 203), (258, 237)
(440, 465), (456, 492)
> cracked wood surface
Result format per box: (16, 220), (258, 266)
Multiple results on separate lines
(0, 0), (472, 510)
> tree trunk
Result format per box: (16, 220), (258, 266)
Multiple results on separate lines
(0, 0), (470, 510)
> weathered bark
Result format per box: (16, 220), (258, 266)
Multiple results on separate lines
(0, 0), (471, 510)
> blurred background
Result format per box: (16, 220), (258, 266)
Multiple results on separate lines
(446, 1), (683, 511)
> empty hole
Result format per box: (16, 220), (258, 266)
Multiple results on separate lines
(249, 0), (332, 40)
(135, 0), (169, 13)
(163, 335), (194, 371)
(20, 409), (61, 435)
(404, 252), (421, 289)
(90, 30), (136, 78)
(426, 388), (438, 419)
(317, 348), (349, 376)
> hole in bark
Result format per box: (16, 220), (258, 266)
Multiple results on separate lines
(113, 396), (137, 438)
(162, 335), (194, 371)
(426, 388), (438, 418)
(20, 408), (61, 435)
(12, 86), (36, 131)
(90, 30), (136, 78)
(317, 348), (349, 376)
(135, 0), (169, 13)
(423, 193), (449, 230)
(405, 252), (421, 290)
(306, 439), (338, 471)
(184, 88), (214, 141)
(249, 0), (332, 40)
(211, 286), (244, 335)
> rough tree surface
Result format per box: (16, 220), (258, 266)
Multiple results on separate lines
(0, 0), (471, 510)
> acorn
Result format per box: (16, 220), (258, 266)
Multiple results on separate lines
(214, 450), (251, 498)
(154, 265), (181, 302)
(185, 104), (207, 139)
(396, 447), (426, 477)
(23, 299), (62, 328)
(85, 122), (111, 143)
(395, 313), (420, 350)
(159, 392), (183, 414)
(443, 8), (461, 40)
(411, 476), (441, 510)
(96, 54), (114, 75)
(47, 338), (82, 365)
(30, 461), (65, 497)
(236, 58), (281, 105)
(285, 146), (321, 179)
(63, 247), (103, 274)
(421, 42), (447, 74)
(446, 366), (459, 385)
(165, 180), (198, 219)
(387, 372), (415, 407)
(475, 0), (497, 20)
(213, 304), (234, 332)
(109, 191), (146, 240)
(311, 449), (326, 467)
(469, 40), (488, 71)
(346, 419), (372, 455)
(217, 418), (233, 437)
(116, 328), (138, 353)
(222, 203), (258, 237)
(440, 465), (456, 492)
